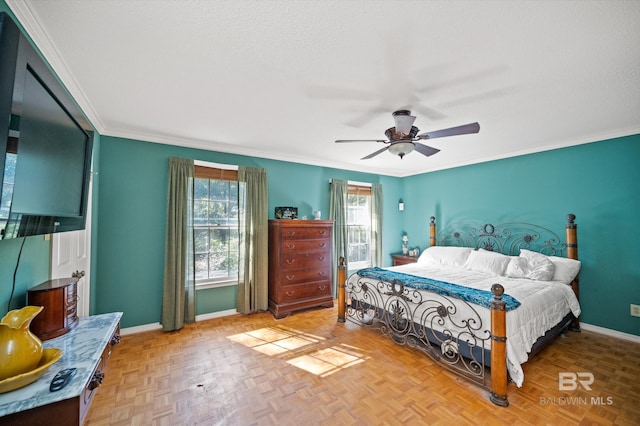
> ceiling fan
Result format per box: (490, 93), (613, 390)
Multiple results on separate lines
(335, 110), (480, 160)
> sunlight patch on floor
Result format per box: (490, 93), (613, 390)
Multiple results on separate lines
(287, 345), (364, 377)
(227, 326), (324, 352)
(227, 327), (366, 376)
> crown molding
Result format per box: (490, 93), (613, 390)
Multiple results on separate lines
(5, 0), (105, 132)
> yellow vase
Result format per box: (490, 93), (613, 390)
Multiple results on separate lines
(0, 306), (44, 381)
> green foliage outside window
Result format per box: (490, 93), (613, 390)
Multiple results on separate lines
(193, 177), (239, 283)
(347, 193), (371, 265)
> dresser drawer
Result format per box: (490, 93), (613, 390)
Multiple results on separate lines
(66, 302), (77, 317)
(66, 282), (77, 299)
(281, 239), (330, 252)
(280, 227), (331, 241)
(278, 281), (331, 302)
(280, 266), (331, 285)
(281, 250), (330, 270)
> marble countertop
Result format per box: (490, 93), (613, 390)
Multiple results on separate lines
(0, 312), (123, 417)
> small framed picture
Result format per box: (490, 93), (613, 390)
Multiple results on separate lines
(275, 206), (298, 220)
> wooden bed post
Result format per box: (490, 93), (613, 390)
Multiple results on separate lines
(566, 213), (580, 332)
(429, 216), (436, 247)
(337, 256), (346, 323)
(490, 283), (509, 407)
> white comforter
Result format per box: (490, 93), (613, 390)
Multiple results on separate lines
(349, 263), (581, 387)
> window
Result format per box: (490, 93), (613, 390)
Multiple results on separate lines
(0, 138), (17, 237)
(193, 166), (239, 288)
(346, 184), (372, 269)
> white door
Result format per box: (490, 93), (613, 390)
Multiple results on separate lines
(51, 179), (92, 317)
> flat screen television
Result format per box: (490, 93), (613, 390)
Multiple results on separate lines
(0, 12), (93, 240)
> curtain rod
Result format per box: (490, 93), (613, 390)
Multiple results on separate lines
(195, 159), (238, 170)
(329, 179), (372, 187)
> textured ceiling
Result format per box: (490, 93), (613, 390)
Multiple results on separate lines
(7, 0), (640, 177)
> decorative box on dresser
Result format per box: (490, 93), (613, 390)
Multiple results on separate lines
(27, 278), (79, 341)
(268, 220), (334, 319)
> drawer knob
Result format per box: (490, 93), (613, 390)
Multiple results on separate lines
(287, 231), (296, 236)
(318, 256), (326, 261)
(318, 243), (326, 248)
(318, 285), (326, 291)
(285, 259), (295, 264)
(88, 371), (105, 390)
(319, 230), (327, 235)
(286, 244), (296, 249)
(110, 333), (121, 346)
(286, 275), (295, 280)
(318, 271), (327, 277)
(286, 291), (295, 297)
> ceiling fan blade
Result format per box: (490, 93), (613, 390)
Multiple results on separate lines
(335, 139), (387, 143)
(414, 143), (441, 157)
(412, 103), (447, 121)
(344, 105), (388, 127)
(305, 86), (378, 101)
(417, 122), (480, 140)
(414, 65), (509, 94)
(361, 146), (390, 160)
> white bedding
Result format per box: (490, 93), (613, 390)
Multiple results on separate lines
(347, 263), (581, 387)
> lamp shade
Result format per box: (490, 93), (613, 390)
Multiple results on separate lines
(393, 113), (416, 135)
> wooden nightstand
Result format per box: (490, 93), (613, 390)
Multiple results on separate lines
(391, 254), (418, 266)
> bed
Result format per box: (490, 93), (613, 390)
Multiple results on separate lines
(336, 214), (581, 407)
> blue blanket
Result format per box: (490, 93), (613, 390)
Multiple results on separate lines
(356, 267), (521, 311)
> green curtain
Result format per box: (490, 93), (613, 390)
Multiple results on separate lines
(371, 183), (383, 267)
(329, 179), (348, 297)
(161, 157), (195, 331)
(237, 166), (268, 314)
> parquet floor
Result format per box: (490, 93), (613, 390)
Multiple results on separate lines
(86, 306), (640, 426)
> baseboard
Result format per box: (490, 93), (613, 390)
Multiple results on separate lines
(580, 322), (640, 343)
(120, 322), (162, 336)
(120, 309), (239, 336)
(122, 315), (638, 342)
(195, 309), (239, 322)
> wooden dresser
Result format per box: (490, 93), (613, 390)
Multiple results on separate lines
(27, 278), (79, 341)
(268, 220), (334, 319)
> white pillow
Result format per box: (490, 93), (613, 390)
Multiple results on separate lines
(417, 246), (472, 267)
(505, 256), (529, 278)
(548, 256), (581, 284)
(519, 249), (556, 281)
(463, 249), (511, 276)
(417, 249), (437, 265)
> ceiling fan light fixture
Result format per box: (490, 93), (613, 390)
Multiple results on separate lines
(388, 141), (415, 159)
(393, 111), (416, 135)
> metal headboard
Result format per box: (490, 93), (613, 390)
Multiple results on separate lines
(435, 219), (565, 256)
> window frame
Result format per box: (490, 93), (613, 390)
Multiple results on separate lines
(346, 183), (372, 270)
(193, 163), (240, 290)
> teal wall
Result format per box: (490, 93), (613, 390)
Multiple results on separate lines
(1, 0), (637, 336)
(0, 236), (50, 312)
(402, 135), (640, 336)
(94, 136), (403, 327)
